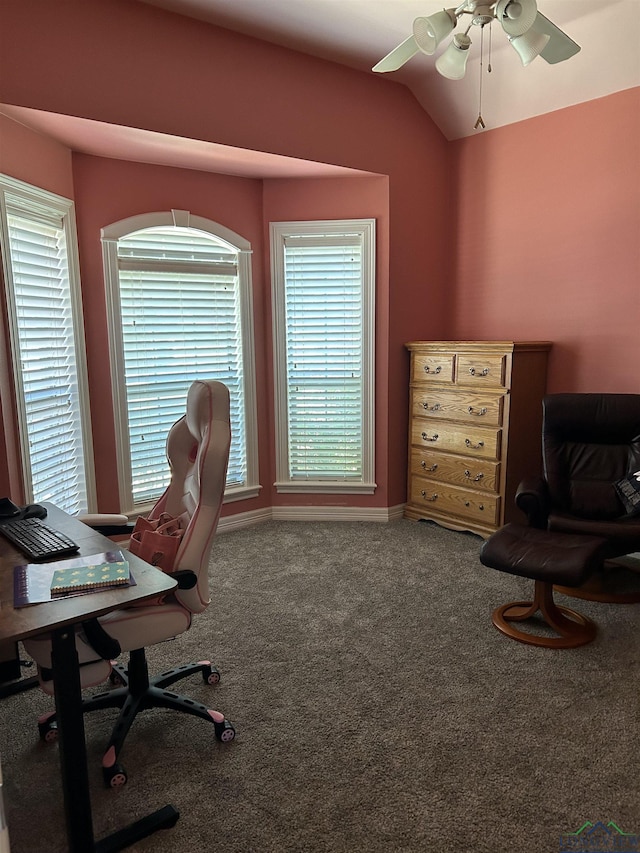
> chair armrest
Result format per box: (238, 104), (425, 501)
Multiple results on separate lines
(78, 513), (129, 526)
(78, 513), (134, 537)
(169, 570), (198, 590)
(515, 477), (550, 529)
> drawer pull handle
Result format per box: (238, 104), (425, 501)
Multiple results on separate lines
(469, 367), (490, 377)
(465, 438), (484, 449)
(468, 406), (487, 416)
(464, 470), (484, 482)
(466, 501), (485, 510)
(421, 432), (439, 443)
(421, 461), (438, 472)
(424, 365), (441, 375)
(421, 490), (438, 501)
(423, 402), (441, 412)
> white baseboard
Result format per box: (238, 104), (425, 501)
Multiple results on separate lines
(216, 507), (272, 533)
(217, 503), (406, 533)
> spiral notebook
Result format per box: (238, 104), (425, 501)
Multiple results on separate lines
(50, 558), (130, 595)
(13, 550), (136, 607)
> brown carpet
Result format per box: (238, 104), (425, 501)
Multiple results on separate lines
(2, 519), (639, 852)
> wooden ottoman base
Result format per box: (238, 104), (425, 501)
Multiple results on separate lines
(492, 579), (597, 649)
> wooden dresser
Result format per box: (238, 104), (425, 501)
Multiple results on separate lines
(405, 341), (552, 537)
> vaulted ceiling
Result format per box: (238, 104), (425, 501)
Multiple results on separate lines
(140, 0), (640, 140)
(3, 1), (638, 181)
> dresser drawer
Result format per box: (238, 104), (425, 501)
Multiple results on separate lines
(411, 419), (502, 460)
(411, 388), (504, 427)
(410, 448), (500, 493)
(411, 352), (455, 385)
(410, 476), (500, 525)
(456, 354), (507, 388)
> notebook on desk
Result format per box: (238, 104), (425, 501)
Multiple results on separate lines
(13, 551), (136, 607)
(50, 558), (130, 595)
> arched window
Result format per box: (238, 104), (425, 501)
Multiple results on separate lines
(102, 210), (259, 514)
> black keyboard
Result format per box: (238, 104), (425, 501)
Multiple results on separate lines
(0, 517), (80, 561)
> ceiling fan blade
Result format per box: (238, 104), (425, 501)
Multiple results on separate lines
(533, 12), (581, 64)
(372, 35), (419, 72)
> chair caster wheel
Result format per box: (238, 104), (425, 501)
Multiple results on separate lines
(38, 719), (58, 743)
(202, 665), (220, 685)
(214, 719), (235, 742)
(103, 763), (128, 788)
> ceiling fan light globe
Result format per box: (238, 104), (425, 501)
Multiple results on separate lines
(509, 29), (550, 65)
(435, 33), (471, 80)
(506, 2), (522, 20)
(413, 9), (456, 56)
(497, 0), (538, 36)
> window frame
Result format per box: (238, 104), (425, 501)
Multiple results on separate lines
(101, 209), (260, 516)
(270, 218), (376, 495)
(0, 173), (96, 513)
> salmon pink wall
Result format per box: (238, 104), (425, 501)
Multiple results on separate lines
(3, 0), (634, 518)
(450, 88), (640, 392)
(0, 113), (74, 199)
(0, 0), (451, 512)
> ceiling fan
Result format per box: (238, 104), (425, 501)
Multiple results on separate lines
(372, 0), (580, 80)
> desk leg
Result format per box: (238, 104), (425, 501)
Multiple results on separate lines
(51, 628), (180, 853)
(51, 626), (95, 852)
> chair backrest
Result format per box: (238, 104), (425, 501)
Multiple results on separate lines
(149, 379), (231, 613)
(542, 393), (640, 519)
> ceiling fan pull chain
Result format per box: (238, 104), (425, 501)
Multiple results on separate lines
(488, 20), (493, 73)
(474, 25), (486, 130)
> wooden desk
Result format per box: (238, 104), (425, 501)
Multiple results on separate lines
(0, 504), (180, 852)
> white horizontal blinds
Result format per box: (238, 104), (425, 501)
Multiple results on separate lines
(5, 205), (88, 514)
(283, 234), (364, 480)
(116, 226), (245, 504)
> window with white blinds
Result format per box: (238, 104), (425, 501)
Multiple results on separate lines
(270, 219), (376, 494)
(0, 175), (95, 514)
(102, 213), (259, 514)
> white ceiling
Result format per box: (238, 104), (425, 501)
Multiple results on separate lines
(141, 0), (640, 140)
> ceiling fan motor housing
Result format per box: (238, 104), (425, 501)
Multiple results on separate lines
(468, 2), (496, 26)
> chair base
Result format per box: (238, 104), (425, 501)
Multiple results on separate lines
(93, 649), (235, 787)
(492, 580), (597, 648)
(39, 647), (235, 787)
(0, 673), (39, 699)
(0, 648), (39, 699)
(555, 557), (640, 604)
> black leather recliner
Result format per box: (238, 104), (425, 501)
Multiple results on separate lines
(479, 394), (640, 643)
(516, 393), (640, 555)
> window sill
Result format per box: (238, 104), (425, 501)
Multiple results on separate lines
(223, 484), (263, 503)
(274, 481), (377, 495)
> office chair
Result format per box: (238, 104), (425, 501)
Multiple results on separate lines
(24, 379), (235, 787)
(514, 393), (640, 600)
